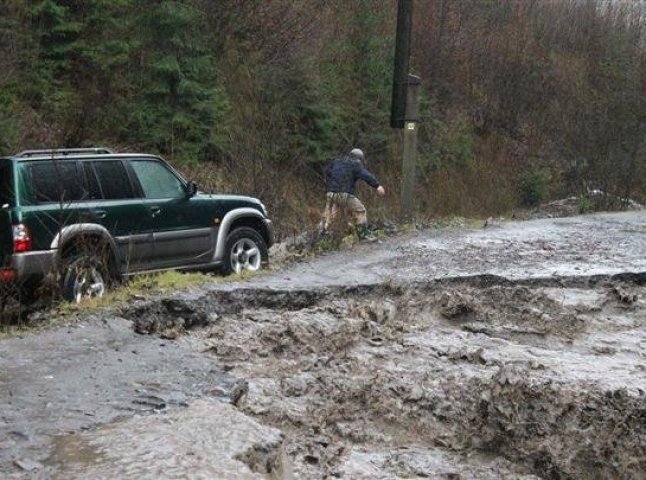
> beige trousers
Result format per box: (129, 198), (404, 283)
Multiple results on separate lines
(323, 192), (367, 229)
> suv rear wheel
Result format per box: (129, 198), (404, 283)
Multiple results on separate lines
(222, 227), (268, 275)
(62, 253), (111, 303)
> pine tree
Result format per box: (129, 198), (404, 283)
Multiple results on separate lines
(21, 0), (135, 145)
(125, 1), (228, 163)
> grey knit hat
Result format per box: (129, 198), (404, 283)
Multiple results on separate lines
(350, 148), (364, 161)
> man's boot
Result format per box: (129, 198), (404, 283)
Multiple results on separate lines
(357, 224), (377, 242)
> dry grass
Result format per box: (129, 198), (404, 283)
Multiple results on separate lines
(0, 269), (266, 333)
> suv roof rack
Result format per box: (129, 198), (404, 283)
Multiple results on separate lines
(15, 148), (114, 158)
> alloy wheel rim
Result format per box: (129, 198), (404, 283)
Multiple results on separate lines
(230, 239), (261, 274)
(73, 266), (106, 303)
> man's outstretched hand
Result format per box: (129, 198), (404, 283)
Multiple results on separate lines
(376, 185), (386, 197)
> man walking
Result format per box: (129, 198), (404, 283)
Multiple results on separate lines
(323, 148), (386, 240)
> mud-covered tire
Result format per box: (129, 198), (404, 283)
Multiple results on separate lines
(221, 227), (268, 275)
(62, 254), (110, 303)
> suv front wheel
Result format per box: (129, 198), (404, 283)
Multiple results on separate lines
(222, 227), (268, 275)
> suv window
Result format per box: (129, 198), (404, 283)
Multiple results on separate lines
(130, 160), (185, 199)
(0, 162), (13, 206)
(24, 161), (86, 204)
(81, 162), (102, 200)
(91, 160), (136, 199)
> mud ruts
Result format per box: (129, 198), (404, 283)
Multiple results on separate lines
(120, 273), (646, 479)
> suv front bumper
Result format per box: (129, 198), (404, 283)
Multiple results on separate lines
(264, 218), (275, 248)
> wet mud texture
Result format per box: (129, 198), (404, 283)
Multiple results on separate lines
(2, 212), (646, 479)
(122, 276), (645, 479)
(0, 316), (245, 479)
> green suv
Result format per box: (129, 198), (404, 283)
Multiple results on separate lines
(0, 148), (273, 302)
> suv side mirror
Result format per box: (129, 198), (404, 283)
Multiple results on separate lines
(186, 181), (198, 198)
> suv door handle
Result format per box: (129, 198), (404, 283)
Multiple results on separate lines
(92, 209), (107, 219)
(150, 206), (161, 218)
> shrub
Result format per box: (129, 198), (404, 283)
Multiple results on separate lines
(520, 167), (552, 207)
(578, 194), (593, 214)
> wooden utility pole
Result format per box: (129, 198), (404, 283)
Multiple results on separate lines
(400, 74), (420, 222)
(390, 0), (413, 130)
(390, 0), (419, 222)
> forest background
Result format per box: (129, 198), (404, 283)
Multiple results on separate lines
(1, 0), (645, 238)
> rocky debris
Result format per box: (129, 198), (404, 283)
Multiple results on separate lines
(235, 441), (290, 478)
(510, 193), (646, 223)
(535, 196), (580, 218)
(611, 285), (639, 305)
(13, 458), (43, 473)
(439, 291), (476, 320)
(472, 378), (646, 479)
(131, 394), (166, 411)
(125, 298), (219, 335)
(268, 221), (403, 268)
(230, 379), (249, 407)
(483, 216), (506, 228)
(176, 280), (646, 479)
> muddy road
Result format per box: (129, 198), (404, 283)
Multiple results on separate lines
(1, 212), (645, 479)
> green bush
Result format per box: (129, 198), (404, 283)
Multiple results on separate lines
(520, 167), (552, 207)
(578, 194), (593, 214)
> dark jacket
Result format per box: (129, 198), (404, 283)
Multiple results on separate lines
(326, 155), (380, 195)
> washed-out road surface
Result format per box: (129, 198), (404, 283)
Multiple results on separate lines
(1, 211), (645, 479)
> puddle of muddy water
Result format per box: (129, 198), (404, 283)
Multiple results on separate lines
(49, 434), (107, 472)
(47, 399), (288, 480)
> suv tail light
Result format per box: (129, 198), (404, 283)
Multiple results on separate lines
(0, 268), (15, 281)
(12, 224), (33, 253)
